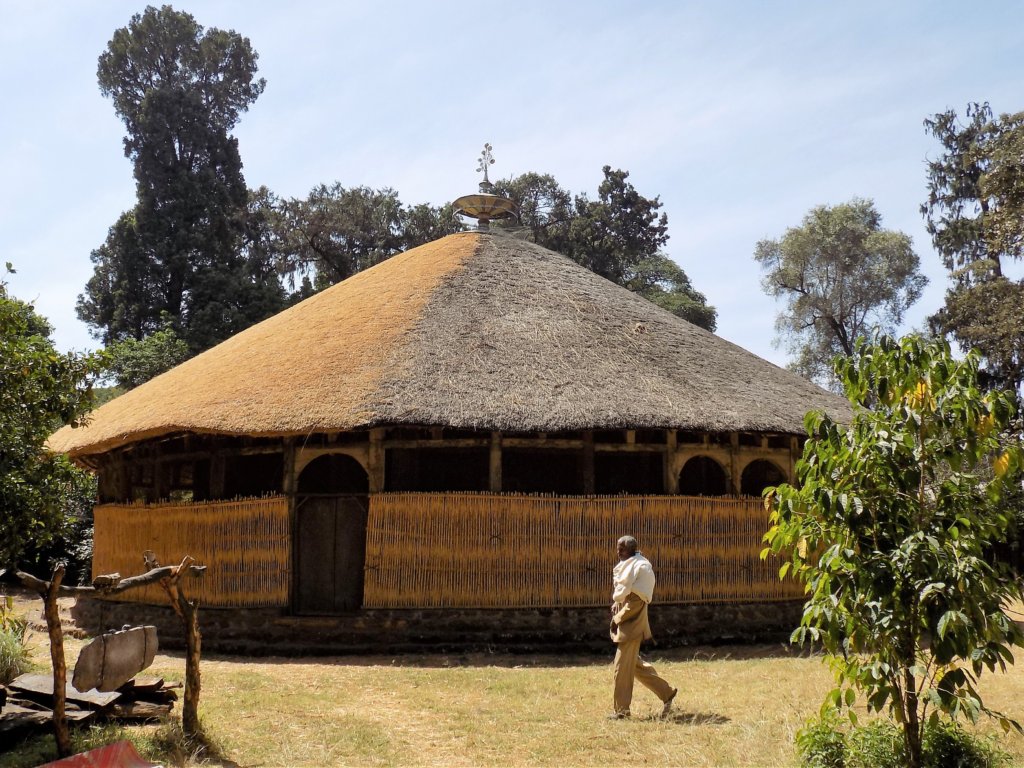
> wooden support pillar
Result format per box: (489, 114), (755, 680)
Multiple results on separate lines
(154, 458), (168, 501)
(663, 430), (678, 494)
(729, 432), (740, 496)
(790, 436), (800, 481)
(489, 432), (502, 492)
(368, 428), (385, 493)
(582, 431), (595, 494)
(282, 439), (297, 496)
(209, 453), (226, 499)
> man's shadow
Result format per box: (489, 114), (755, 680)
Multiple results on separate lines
(644, 711), (730, 725)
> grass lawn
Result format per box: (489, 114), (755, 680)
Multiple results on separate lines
(4, 604), (1024, 767)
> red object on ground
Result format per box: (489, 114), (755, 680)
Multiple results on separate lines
(37, 740), (160, 768)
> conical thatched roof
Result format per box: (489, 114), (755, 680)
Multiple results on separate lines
(51, 232), (850, 459)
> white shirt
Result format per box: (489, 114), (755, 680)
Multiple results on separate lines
(612, 553), (656, 604)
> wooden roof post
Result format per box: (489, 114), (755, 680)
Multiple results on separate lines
(582, 431), (595, 494)
(729, 432), (740, 496)
(368, 428), (385, 493)
(664, 429), (678, 494)
(489, 431), (502, 492)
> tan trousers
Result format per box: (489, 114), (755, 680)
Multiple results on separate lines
(612, 636), (675, 715)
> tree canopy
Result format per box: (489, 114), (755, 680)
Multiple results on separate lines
(275, 183), (463, 292)
(763, 334), (1024, 768)
(493, 167), (717, 331)
(1, 267), (104, 566)
(78, 5), (284, 354)
(923, 103), (1024, 392)
(755, 198), (926, 387)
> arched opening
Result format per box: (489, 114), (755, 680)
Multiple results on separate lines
(678, 456), (729, 496)
(298, 453), (369, 494)
(295, 454), (369, 614)
(740, 459), (786, 497)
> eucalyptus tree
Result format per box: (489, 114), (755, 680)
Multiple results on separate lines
(755, 198), (926, 387)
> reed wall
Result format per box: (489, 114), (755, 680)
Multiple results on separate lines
(92, 496), (290, 607)
(363, 494), (803, 608)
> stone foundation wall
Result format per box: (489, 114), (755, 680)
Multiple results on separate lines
(72, 598), (804, 656)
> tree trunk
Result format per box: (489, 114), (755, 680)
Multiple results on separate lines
(179, 593), (202, 737)
(903, 655), (923, 768)
(44, 566), (71, 758)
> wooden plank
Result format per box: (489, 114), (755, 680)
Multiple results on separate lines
(333, 496), (368, 612)
(117, 677), (164, 694)
(10, 674), (121, 709)
(296, 498), (337, 613)
(109, 701), (173, 721)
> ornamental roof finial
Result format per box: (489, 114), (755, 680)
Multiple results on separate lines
(453, 142), (518, 231)
(476, 143), (495, 192)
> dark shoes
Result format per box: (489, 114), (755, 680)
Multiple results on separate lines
(661, 688), (678, 718)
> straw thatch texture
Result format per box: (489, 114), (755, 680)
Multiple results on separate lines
(363, 493), (803, 608)
(52, 232), (850, 459)
(92, 497), (290, 607)
(51, 236), (476, 458)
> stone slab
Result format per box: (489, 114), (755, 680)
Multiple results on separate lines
(72, 626), (158, 693)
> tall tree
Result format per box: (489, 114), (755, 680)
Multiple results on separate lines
(277, 184), (462, 291)
(923, 103), (1024, 392)
(1, 267), (104, 565)
(763, 335), (1024, 768)
(494, 167), (717, 331)
(78, 5), (283, 353)
(755, 198), (926, 386)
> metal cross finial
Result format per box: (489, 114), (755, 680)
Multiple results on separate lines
(476, 143), (495, 187)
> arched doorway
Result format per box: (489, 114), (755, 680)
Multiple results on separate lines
(678, 456), (729, 496)
(740, 459), (786, 497)
(295, 454), (369, 614)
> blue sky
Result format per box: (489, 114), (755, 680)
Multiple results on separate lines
(2, 1), (1021, 366)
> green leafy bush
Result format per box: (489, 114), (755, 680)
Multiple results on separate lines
(0, 594), (31, 684)
(796, 709), (847, 768)
(798, 714), (1010, 768)
(846, 720), (905, 768)
(922, 720), (1009, 768)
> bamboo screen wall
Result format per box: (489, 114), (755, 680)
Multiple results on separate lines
(363, 494), (804, 609)
(92, 497), (290, 607)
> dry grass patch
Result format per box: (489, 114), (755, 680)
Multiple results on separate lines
(5, 598), (1024, 767)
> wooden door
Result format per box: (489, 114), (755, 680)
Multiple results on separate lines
(296, 495), (368, 614)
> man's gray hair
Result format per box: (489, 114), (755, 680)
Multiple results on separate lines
(617, 535), (638, 553)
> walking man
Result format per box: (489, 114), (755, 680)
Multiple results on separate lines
(608, 535), (677, 719)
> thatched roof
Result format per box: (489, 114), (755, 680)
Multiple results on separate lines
(51, 232), (850, 458)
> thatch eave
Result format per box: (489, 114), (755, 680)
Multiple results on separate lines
(49, 232), (851, 460)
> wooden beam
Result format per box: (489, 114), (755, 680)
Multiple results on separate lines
(593, 443), (665, 453)
(664, 430), (678, 494)
(729, 432), (740, 495)
(368, 428), (385, 493)
(582, 431), (595, 494)
(489, 432), (502, 492)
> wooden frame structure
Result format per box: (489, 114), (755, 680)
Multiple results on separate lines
(85, 426), (800, 614)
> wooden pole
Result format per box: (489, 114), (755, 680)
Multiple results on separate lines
(43, 566), (71, 758)
(155, 555), (202, 737)
(14, 556), (206, 740)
